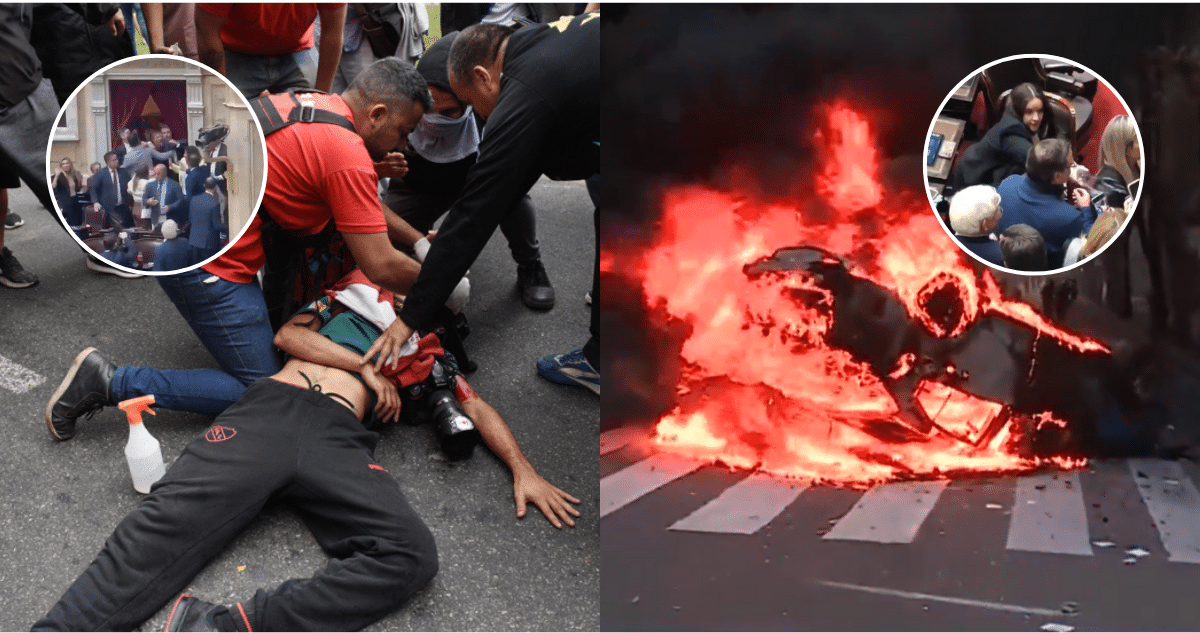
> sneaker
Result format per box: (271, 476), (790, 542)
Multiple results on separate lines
(537, 348), (599, 395)
(0, 246), (38, 288)
(45, 347), (116, 441)
(5, 210), (22, 229)
(516, 259), (555, 310)
(164, 595), (234, 632)
(85, 256), (143, 278)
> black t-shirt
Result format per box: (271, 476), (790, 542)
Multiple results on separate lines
(0, 4), (43, 110)
(398, 12), (600, 329)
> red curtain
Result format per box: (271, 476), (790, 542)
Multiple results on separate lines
(108, 80), (188, 149)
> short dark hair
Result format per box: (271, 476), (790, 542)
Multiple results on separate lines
(102, 232), (118, 251)
(345, 57), (433, 112)
(1001, 224), (1047, 271)
(126, 129), (140, 144)
(103, 151), (117, 162)
(448, 23), (514, 84)
(185, 146), (201, 168)
(205, 177), (217, 190)
(1025, 138), (1071, 184)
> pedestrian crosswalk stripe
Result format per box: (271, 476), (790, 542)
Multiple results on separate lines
(0, 354), (45, 394)
(1129, 458), (1200, 563)
(602, 451), (1200, 564)
(599, 427), (641, 456)
(669, 473), (809, 535)
(1006, 471), (1092, 556)
(823, 480), (950, 544)
(600, 455), (703, 518)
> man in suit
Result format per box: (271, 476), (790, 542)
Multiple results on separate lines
(159, 124), (184, 160)
(114, 128), (131, 166)
(98, 230), (137, 268)
(153, 219), (193, 272)
(143, 164), (183, 227)
(995, 138), (1096, 269)
(187, 178), (224, 263)
(90, 151), (132, 228)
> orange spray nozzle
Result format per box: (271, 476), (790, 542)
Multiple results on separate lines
(118, 395), (157, 425)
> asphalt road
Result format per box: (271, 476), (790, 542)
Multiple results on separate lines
(0, 177), (599, 631)
(600, 421), (1200, 631)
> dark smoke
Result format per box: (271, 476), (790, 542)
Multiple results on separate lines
(599, 4), (1200, 431)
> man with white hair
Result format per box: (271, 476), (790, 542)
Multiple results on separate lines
(949, 184), (1005, 268)
(153, 219), (192, 272)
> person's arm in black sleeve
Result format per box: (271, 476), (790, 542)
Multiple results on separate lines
(395, 81), (550, 332)
(999, 130), (1033, 172)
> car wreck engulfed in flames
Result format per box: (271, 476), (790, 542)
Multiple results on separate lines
(633, 103), (1113, 486)
(743, 245), (1106, 457)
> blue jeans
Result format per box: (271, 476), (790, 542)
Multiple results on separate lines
(224, 47), (319, 100)
(110, 270), (281, 414)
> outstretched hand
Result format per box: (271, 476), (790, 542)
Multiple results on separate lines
(1071, 187), (1091, 209)
(513, 468), (581, 529)
(362, 318), (414, 371)
(374, 152), (409, 179)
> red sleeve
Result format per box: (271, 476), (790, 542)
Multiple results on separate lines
(196, 3), (232, 18)
(323, 168), (387, 234)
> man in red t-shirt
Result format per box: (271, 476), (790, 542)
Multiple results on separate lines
(196, 3), (346, 99)
(45, 58), (439, 441)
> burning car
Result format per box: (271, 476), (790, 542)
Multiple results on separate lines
(632, 103), (1106, 485)
(744, 245), (1107, 456)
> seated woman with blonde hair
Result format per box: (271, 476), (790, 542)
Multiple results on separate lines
(1093, 115), (1141, 208)
(1063, 207), (1129, 266)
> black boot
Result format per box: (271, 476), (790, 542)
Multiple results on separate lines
(44, 347), (116, 440)
(164, 595), (238, 632)
(517, 259), (555, 310)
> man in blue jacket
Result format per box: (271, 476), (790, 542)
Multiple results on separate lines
(90, 151), (132, 228)
(948, 184), (1005, 268)
(98, 230), (136, 268)
(996, 138), (1096, 269)
(143, 163), (184, 227)
(187, 178), (224, 263)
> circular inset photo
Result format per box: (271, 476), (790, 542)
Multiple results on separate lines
(924, 54), (1143, 275)
(48, 55), (266, 275)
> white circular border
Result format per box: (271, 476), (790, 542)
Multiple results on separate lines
(45, 54), (268, 276)
(923, 53), (1146, 277)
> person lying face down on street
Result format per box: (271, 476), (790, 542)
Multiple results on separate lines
(33, 268), (580, 633)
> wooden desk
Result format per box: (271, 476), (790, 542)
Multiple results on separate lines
(943, 74), (979, 121)
(926, 117), (966, 183)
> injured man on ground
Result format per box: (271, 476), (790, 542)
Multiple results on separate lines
(33, 269), (580, 632)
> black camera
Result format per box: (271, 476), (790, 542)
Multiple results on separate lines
(401, 356), (481, 459)
(197, 124), (229, 147)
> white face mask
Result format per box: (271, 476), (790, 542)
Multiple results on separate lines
(407, 106), (480, 164)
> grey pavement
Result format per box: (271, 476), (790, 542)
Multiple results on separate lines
(600, 427), (1200, 631)
(0, 177), (598, 631)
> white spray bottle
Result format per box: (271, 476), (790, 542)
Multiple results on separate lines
(119, 395), (165, 494)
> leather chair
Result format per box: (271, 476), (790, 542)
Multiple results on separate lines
(82, 205), (106, 230)
(133, 237), (162, 269)
(997, 90), (1078, 156)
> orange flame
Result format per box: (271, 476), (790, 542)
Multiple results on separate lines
(632, 101), (1101, 487)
